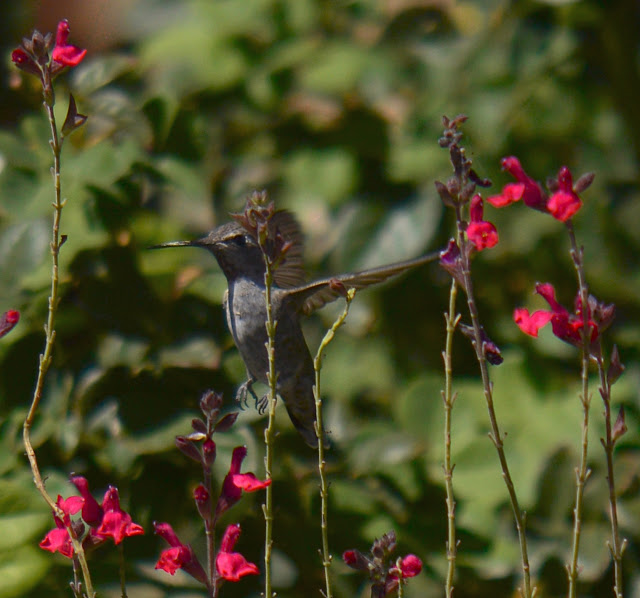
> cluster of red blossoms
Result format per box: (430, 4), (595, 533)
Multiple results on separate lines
(12, 19), (86, 81)
(485, 157), (607, 346)
(40, 476), (143, 558)
(464, 155), (592, 255)
(487, 157), (591, 223)
(154, 390), (271, 589)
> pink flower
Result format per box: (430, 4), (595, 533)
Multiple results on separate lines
(216, 524), (259, 582)
(154, 522), (208, 585)
(215, 446), (271, 518)
(0, 310), (19, 338)
(94, 487), (144, 545)
(466, 195), (498, 251)
(51, 20), (86, 68)
(547, 166), (582, 221)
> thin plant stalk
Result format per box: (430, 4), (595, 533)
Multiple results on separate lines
(455, 208), (534, 598)
(565, 222), (592, 598)
(262, 255), (277, 598)
(204, 465), (217, 597)
(597, 351), (625, 598)
(442, 278), (460, 598)
(117, 543), (129, 598)
(21, 68), (95, 598)
(313, 288), (356, 598)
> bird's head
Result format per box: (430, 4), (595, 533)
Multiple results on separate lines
(151, 221), (265, 282)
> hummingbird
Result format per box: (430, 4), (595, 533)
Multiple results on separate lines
(154, 210), (439, 447)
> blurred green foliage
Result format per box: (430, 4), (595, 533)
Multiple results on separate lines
(1, 0), (639, 597)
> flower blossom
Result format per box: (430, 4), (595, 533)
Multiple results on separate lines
(154, 522), (208, 585)
(466, 194), (498, 251)
(51, 20), (87, 68)
(215, 524), (259, 582)
(215, 446), (271, 519)
(11, 19), (86, 80)
(39, 494), (83, 558)
(514, 283), (598, 347)
(547, 166), (582, 221)
(486, 156), (546, 210)
(94, 487), (144, 545)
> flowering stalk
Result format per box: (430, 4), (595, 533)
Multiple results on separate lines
(564, 222), (592, 598)
(442, 277), (460, 597)
(437, 116), (533, 598)
(262, 237), (278, 598)
(493, 157), (610, 597)
(457, 207), (533, 598)
(22, 31), (69, 513)
(157, 392), (266, 592)
(313, 286), (356, 598)
(234, 193), (285, 598)
(12, 20), (92, 597)
(597, 345), (626, 598)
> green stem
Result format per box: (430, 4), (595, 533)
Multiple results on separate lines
(456, 209), (534, 598)
(597, 353), (625, 598)
(442, 278), (460, 598)
(565, 223), (592, 598)
(313, 288), (355, 598)
(118, 543), (128, 598)
(263, 258), (277, 598)
(21, 68), (95, 597)
(204, 468), (217, 597)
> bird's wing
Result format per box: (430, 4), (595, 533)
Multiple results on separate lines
(290, 251), (440, 316)
(270, 211), (307, 288)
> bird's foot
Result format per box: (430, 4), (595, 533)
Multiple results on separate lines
(257, 394), (270, 415)
(235, 379), (258, 410)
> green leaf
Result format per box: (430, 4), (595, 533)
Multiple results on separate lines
(0, 545), (50, 598)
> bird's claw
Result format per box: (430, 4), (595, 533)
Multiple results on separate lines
(257, 394), (269, 414)
(235, 379), (258, 410)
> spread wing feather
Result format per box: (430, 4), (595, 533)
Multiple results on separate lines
(271, 211), (307, 288)
(290, 251), (440, 316)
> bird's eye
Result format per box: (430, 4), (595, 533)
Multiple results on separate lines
(233, 234), (246, 246)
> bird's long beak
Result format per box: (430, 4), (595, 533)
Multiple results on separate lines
(149, 240), (200, 250)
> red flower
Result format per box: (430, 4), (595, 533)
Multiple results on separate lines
(70, 475), (103, 526)
(216, 524), (259, 582)
(12, 20), (86, 80)
(547, 166), (582, 221)
(498, 156), (548, 211)
(466, 195), (498, 251)
(398, 554), (422, 578)
(0, 310), (19, 338)
(215, 446), (271, 518)
(51, 20), (87, 68)
(154, 522), (208, 585)
(513, 308), (553, 337)
(39, 494), (83, 558)
(514, 283), (598, 346)
(486, 182), (525, 208)
(40, 517), (74, 558)
(94, 487), (144, 545)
